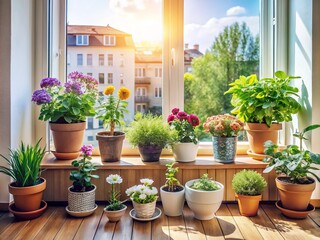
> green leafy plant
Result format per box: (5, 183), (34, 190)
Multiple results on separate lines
(190, 173), (220, 191)
(126, 113), (173, 148)
(105, 174), (125, 211)
(232, 170), (267, 196)
(164, 162), (182, 192)
(126, 178), (158, 204)
(0, 139), (45, 187)
(225, 71), (301, 127)
(263, 124), (320, 184)
(96, 85), (130, 135)
(70, 145), (99, 192)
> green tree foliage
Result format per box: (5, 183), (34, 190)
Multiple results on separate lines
(185, 22), (259, 135)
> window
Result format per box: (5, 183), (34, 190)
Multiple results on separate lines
(87, 136), (94, 141)
(99, 54), (104, 66)
(87, 117), (94, 129)
(135, 67), (146, 77)
(120, 54), (124, 67)
(155, 87), (158, 97)
(155, 67), (162, 77)
(108, 73), (113, 84)
(76, 35), (89, 45)
(87, 72), (92, 76)
(87, 54), (92, 66)
(108, 54), (113, 66)
(155, 87), (162, 98)
(104, 35), (116, 46)
(137, 87), (147, 96)
(77, 54), (83, 66)
(99, 73), (104, 84)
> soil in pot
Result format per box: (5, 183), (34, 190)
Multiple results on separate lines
(276, 176), (316, 211)
(138, 145), (163, 162)
(96, 131), (125, 162)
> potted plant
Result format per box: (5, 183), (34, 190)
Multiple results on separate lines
(225, 71), (301, 155)
(32, 72), (99, 160)
(203, 114), (244, 163)
(126, 113), (173, 162)
(160, 162), (185, 216)
(232, 170), (267, 216)
(126, 178), (158, 218)
(0, 140), (47, 220)
(167, 108), (200, 162)
(185, 173), (224, 220)
(104, 174), (127, 222)
(96, 85), (130, 162)
(263, 124), (320, 218)
(67, 145), (99, 217)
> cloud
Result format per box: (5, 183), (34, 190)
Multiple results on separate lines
(226, 6), (246, 16)
(109, 0), (159, 14)
(184, 16), (259, 53)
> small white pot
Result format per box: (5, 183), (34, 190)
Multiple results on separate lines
(160, 185), (185, 216)
(185, 180), (224, 220)
(172, 142), (199, 162)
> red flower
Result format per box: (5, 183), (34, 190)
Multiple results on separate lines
(177, 111), (188, 121)
(167, 114), (175, 123)
(171, 108), (180, 115)
(188, 114), (200, 127)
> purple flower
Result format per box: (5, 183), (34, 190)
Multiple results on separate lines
(67, 71), (83, 80)
(171, 108), (180, 115)
(40, 78), (61, 88)
(188, 114), (200, 127)
(80, 144), (94, 156)
(31, 89), (52, 105)
(64, 80), (84, 95)
(167, 114), (176, 123)
(177, 111), (188, 121)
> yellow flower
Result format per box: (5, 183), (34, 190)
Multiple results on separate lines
(104, 85), (115, 95)
(118, 87), (130, 100)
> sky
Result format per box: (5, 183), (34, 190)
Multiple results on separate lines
(67, 0), (260, 52)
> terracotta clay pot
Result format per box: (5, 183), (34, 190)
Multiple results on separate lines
(245, 123), (282, 154)
(50, 122), (86, 160)
(96, 131), (125, 162)
(235, 193), (262, 216)
(8, 178), (46, 212)
(138, 145), (163, 162)
(104, 205), (127, 222)
(276, 177), (315, 211)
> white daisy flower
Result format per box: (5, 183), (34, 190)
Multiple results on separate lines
(151, 187), (158, 195)
(106, 174), (123, 184)
(125, 186), (136, 196)
(139, 193), (147, 200)
(140, 178), (154, 185)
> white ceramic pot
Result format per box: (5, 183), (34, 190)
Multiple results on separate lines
(185, 179), (224, 220)
(160, 185), (185, 216)
(172, 142), (199, 162)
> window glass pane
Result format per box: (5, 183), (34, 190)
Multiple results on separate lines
(67, 0), (163, 147)
(87, 54), (92, 65)
(77, 53), (83, 65)
(184, 0), (260, 141)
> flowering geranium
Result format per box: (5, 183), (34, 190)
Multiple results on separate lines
(70, 145), (99, 192)
(96, 85), (130, 135)
(105, 174), (125, 211)
(203, 114), (244, 137)
(125, 178), (158, 204)
(32, 72), (98, 123)
(167, 108), (200, 144)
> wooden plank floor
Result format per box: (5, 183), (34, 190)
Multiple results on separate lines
(0, 203), (319, 240)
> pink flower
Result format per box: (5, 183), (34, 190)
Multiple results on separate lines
(167, 114), (175, 123)
(188, 114), (200, 127)
(230, 121), (240, 131)
(177, 111), (188, 121)
(80, 144), (94, 156)
(171, 108), (180, 115)
(215, 124), (225, 132)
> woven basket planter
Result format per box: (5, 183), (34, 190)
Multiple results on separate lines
(68, 185), (96, 212)
(132, 199), (157, 218)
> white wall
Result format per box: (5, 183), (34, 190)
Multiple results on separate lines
(0, 0), (35, 205)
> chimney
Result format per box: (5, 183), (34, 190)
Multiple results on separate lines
(193, 44), (199, 51)
(185, 43), (189, 49)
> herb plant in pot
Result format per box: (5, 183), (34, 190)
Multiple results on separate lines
(232, 170), (267, 216)
(185, 173), (224, 220)
(126, 113), (172, 162)
(126, 178), (159, 219)
(203, 114), (244, 163)
(160, 162), (185, 216)
(0, 140), (47, 220)
(263, 124), (320, 218)
(67, 145), (99, 217)
(167, 108), (200, 162)
(225, 71), (301, 156)
(96, 85), (130, 162)
(104, 174), (127, 222)
(32, 72), (99, 160)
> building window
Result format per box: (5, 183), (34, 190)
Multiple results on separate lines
(87, 117), (94, 129)
(87, 54), (92, 66)
(104, 35), (116, 46)
(108, 73), (113, 84)
(136, 104), (147, 113)
(159, 87), (162, 98)
(155, 87), (162, 98)
(99, 54), (104, 66)
(87, 73), (92, 76)
(155, 87), (158, 97)
(99, 73), (104, 84)
(87, 136), (94, 141)
(76, 35), (89, 45)
(120, 54), (124, 67)
(77, 54), (83, 66)
(155, 68), (162, 77)
(135, 67), (146, 77)
(108, 54), (113, 66)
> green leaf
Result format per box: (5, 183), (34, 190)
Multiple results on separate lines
(302, 124), (320, 134)
(275, 71), (287, 79)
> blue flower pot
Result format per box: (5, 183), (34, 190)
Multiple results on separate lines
(212, 136), (237, 163)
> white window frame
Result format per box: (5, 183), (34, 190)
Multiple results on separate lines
(76, 35), (89, 46)
(135, 67), (146, 77)
(98, 54), (104, 66)
(104, 35), (116, 46)
(108, 54), (113, 66)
